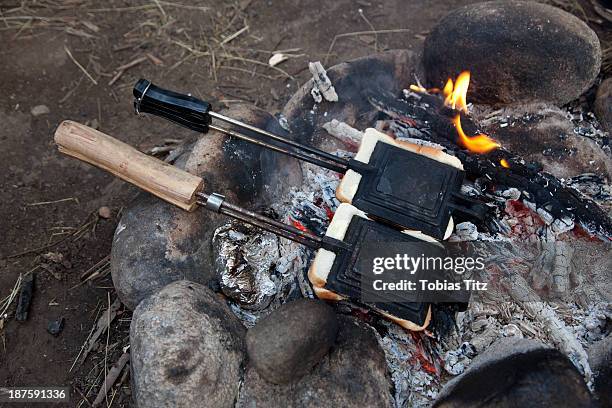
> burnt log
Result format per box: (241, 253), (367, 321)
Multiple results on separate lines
(15, 272), (34, 321)
(366, 90), (612, 240)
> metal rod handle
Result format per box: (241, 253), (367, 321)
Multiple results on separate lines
(208, 124), (347, 173)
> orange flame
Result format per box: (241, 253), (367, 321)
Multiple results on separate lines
(443, 71), (470, 113)
(453, 115), (500, 154)
(500, 158), (510, 168)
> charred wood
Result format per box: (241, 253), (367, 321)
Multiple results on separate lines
(366, 89), (612, 240)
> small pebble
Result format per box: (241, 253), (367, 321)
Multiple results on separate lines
(47, 317), (64, 336)
(30, 105), (50, 116)
(98, 206), (112, 219)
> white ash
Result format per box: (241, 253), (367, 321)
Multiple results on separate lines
(222, 152), (343, 325)
(499, 187), (521, 200)
(443, 342), (476, 375)
(566, 101), (610, 148)
(277, 114), (290, 132)
(570, 302), (611, 344)
(375, 321), (440, 408)
(451, 222), (479, 241)
(311, 87), (323, 104)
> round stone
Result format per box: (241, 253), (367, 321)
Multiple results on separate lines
(130, 280), (246, 408)
(111, 105), (296, 310)
(423, 1), (601, 106)
(239, 316), (393, 407)
(434, 337), (594, 407)
(246, 298), (339, 384)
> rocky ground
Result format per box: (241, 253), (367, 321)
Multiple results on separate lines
(0, 0), (610, 407)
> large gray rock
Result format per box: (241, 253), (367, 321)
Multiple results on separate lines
(478, 103), (612, 179)
(423, 1), (601, 106)
(246, 298), (338, 384)
(111, 106), (301, 309)
(238, 316), (393, 407)
(433, 337), (593, 408)
(588, 335), (612, 404)
(130, 280), (246, 408)
(594, 78), (612, 133)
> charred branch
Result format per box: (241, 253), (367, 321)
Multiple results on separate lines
(365, 89), (612, 240)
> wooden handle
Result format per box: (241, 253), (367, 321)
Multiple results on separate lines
(54, 120), (203, 211)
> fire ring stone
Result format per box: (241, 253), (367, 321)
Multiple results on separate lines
(423, 0), (602, 106)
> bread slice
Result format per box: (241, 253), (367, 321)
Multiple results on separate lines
(336, 128), (462, 240)
(308, 203), (434, 331)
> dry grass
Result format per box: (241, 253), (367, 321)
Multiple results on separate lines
(0, 0), (295, 106)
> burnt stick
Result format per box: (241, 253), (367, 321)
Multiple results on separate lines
(365, 89), (612, 240)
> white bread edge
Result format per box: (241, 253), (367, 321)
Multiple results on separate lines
(308, 203), (437, 331)
(336, 128), (461, 239)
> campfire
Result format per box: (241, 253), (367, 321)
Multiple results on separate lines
(50, 3), (610, 406)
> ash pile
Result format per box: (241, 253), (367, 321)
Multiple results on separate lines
(110, 1), (611, 407)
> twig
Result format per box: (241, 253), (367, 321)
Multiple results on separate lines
(221, 54), (294, 79)
(71, 255), (111, 290)
(2, 214), (96, 260)
(358, 9), (377, 53)
(324, 29), (412, 63)
(108, 56), (148, 86)
(27, 197), (79, 206)
(74, 386), (93, 407)
(92, 352), (130, 407)
(64, 45), (98, 85)
(69, 297), (121, 372)
(218, 65), (279, 80)
(87, 2), (209, 12)
(220, 25), (248, 45)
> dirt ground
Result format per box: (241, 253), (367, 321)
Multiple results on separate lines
(0, 0), (607, 407)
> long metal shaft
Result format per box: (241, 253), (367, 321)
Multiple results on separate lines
(209, 111), (349, 172)
(208, 124), (347, 173)
(195, 192), (323, 249)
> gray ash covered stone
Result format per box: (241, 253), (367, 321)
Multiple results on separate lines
(423, 1), (601, 106)
(238, 316), (393, 407)
(594, 78), (612, 133)
(130, 280), (246, 408)
(433, 337), (593, 408)
(245, 298), (338, 384)
(111, 105), (300, 310)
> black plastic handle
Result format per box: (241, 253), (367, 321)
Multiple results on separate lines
(133, 79), (212, 133)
